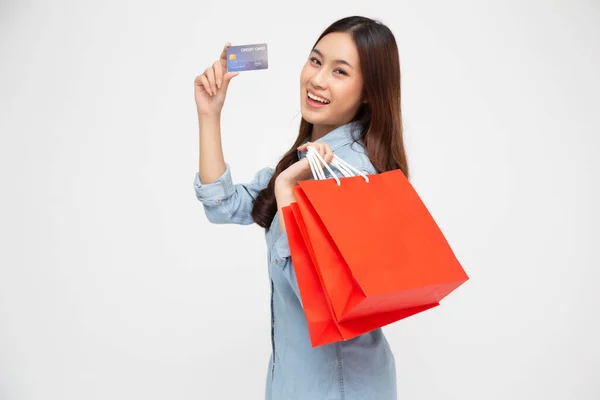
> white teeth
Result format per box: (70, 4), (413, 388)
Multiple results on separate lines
(307, 91), (330, 104)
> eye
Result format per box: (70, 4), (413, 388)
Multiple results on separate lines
(334, 69), (347, 76)
(309, 57), (321, 65)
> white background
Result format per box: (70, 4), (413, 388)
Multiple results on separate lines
(1, 0), (599, 399)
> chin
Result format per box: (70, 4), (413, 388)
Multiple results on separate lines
(300, 106), (328, 124)
(300, 112), (325, 125)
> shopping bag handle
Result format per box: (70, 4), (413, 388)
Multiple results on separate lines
(306, 145), (370, 186)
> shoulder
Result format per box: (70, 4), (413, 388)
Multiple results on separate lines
(250, 165), (275, 185)
(333, 140), (377, 175)
(255, 165), (275, 179)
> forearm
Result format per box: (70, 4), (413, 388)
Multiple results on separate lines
(275, 184), (296, 233)
(198, 114), (226, 184)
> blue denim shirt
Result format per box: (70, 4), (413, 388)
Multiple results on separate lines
(193, 121), (397, 400)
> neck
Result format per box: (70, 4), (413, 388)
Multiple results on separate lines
(310, 123), (340, 141)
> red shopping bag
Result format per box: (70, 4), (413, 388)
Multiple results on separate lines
(282, 203), (439, 347)
(292, 168), (469, 323)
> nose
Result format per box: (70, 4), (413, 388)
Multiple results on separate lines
(309, 68), (327, 90)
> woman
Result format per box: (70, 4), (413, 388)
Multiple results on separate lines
(193, 15), (408, 400)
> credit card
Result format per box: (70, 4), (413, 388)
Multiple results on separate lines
(226, 43), (268, 72)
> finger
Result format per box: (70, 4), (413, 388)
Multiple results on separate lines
(297, 141), (312, 151)
(317, 144), (332, 163)
(308, 143), (325, 161)
(213, 60), (223, 89)
(220, 42), (231, 60)
(220, 42), (232, 68)
(318, 144), (327, 158)
(198, 75), (211, 95)
(204, 67), (216, 96)
(194, 74), (206, 90)
(324, 146), (333, 163)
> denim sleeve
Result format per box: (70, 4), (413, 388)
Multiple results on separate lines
(271, 213), (291, 259)
(193, 163), (274, 225)
(269, 210), (303, 302)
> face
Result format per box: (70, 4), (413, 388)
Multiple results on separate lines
(300, 32), (365, 131)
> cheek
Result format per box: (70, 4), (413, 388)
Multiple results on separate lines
(299, 65), (311, 84)
(333, 82), (362, 107)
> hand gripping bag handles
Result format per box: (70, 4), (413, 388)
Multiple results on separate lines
(281, 146), (469, 347)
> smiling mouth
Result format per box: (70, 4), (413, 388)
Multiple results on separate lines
(307, 90), (330, 104)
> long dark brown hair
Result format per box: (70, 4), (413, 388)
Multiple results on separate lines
(251, 16), (408, 229)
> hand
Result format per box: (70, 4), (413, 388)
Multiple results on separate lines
(194, 42), (239, 118)
(275, 142), (334, 191)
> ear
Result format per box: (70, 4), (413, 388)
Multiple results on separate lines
(361, 88), (369, 104)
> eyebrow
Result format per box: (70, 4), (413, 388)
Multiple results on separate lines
(311, 48), (354, 69)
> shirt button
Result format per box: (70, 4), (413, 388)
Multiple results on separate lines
(215, 199), (221, 205)
(274, 258), (279, 264)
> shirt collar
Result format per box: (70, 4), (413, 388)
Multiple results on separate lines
(297, 121), (362, 160)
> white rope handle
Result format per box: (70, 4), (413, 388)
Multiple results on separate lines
(307, 146), (341, 185)
(332, 154), (370, 183)
(331, 157), (354, 178)
(305, 145), (370, 185)
(307, 148), (326, 180)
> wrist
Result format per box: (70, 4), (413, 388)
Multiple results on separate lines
(198, 112), (221, 124)
(275, 176), (294, 194)
(274, 181), (297, 208)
